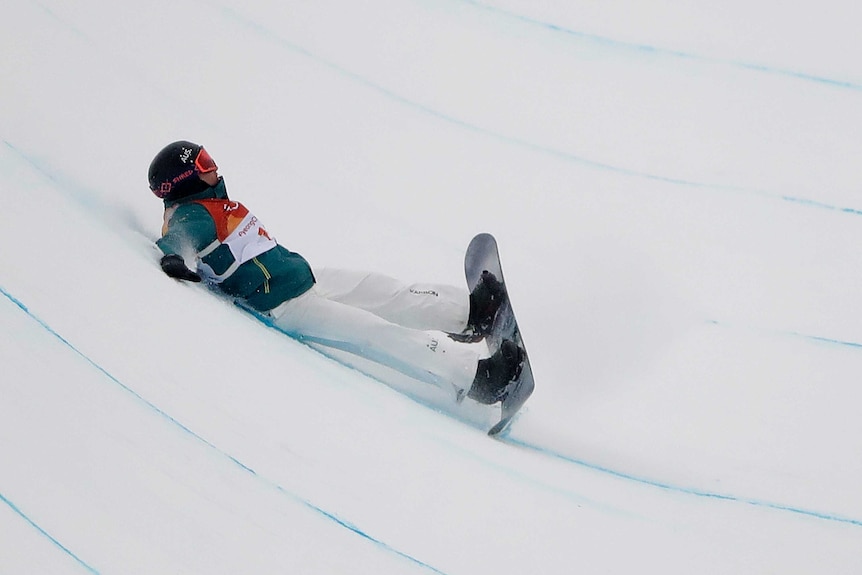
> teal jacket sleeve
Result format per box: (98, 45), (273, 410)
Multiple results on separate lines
(156, 203), (217, 256)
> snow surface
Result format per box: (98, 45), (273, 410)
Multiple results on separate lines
(2, 0), (862, 573)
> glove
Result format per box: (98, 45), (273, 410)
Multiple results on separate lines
(160, 254), (201, 282)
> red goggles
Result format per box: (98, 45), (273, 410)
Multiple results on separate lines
(194, 147), (218, 174)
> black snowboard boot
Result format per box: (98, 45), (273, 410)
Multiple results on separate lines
(468, 339), (524, 405)
(467, 270), (506, 337)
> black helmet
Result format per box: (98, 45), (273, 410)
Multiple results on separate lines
(148, 140), (218, 200)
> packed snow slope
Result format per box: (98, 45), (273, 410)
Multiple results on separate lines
(2, 1), (862, 573)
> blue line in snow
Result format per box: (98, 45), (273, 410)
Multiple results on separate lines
(796, 333), (862, 349)
(208, 6), (862, 218)
(505, 437), (862, 528)
(285, 488), (447, 575)
(0, 285), (243, 466)
(707, 318), (862, 350)
(0, 492), (100, 574)
(0, 285), (446, 575)
(501, 319), (862, 527)
(6, 283), (861, 534)
(461, 0), (862, 91)
(779, 194), (862, 216)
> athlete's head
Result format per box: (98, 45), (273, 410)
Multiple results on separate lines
(148, 140), (219, 200)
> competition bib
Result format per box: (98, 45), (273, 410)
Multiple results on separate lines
(192, 199), (277, 282)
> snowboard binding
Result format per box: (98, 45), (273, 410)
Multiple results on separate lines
(467, 339), (524, 405)
(450, 270), (507, 343)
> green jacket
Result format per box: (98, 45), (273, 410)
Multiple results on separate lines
(156, 178), (315, 312)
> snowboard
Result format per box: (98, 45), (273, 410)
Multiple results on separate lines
(463, 233), (535, 436)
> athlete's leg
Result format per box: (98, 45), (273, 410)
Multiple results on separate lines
(269, 287), (478, 393)
(312, 268), (469, 333)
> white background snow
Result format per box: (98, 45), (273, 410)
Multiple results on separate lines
(2, 0), (862, 573)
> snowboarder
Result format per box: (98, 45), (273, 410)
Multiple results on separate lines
(148, 140), (522, 405)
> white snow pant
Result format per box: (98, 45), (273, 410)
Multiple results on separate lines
(267, 269), (479, 393)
